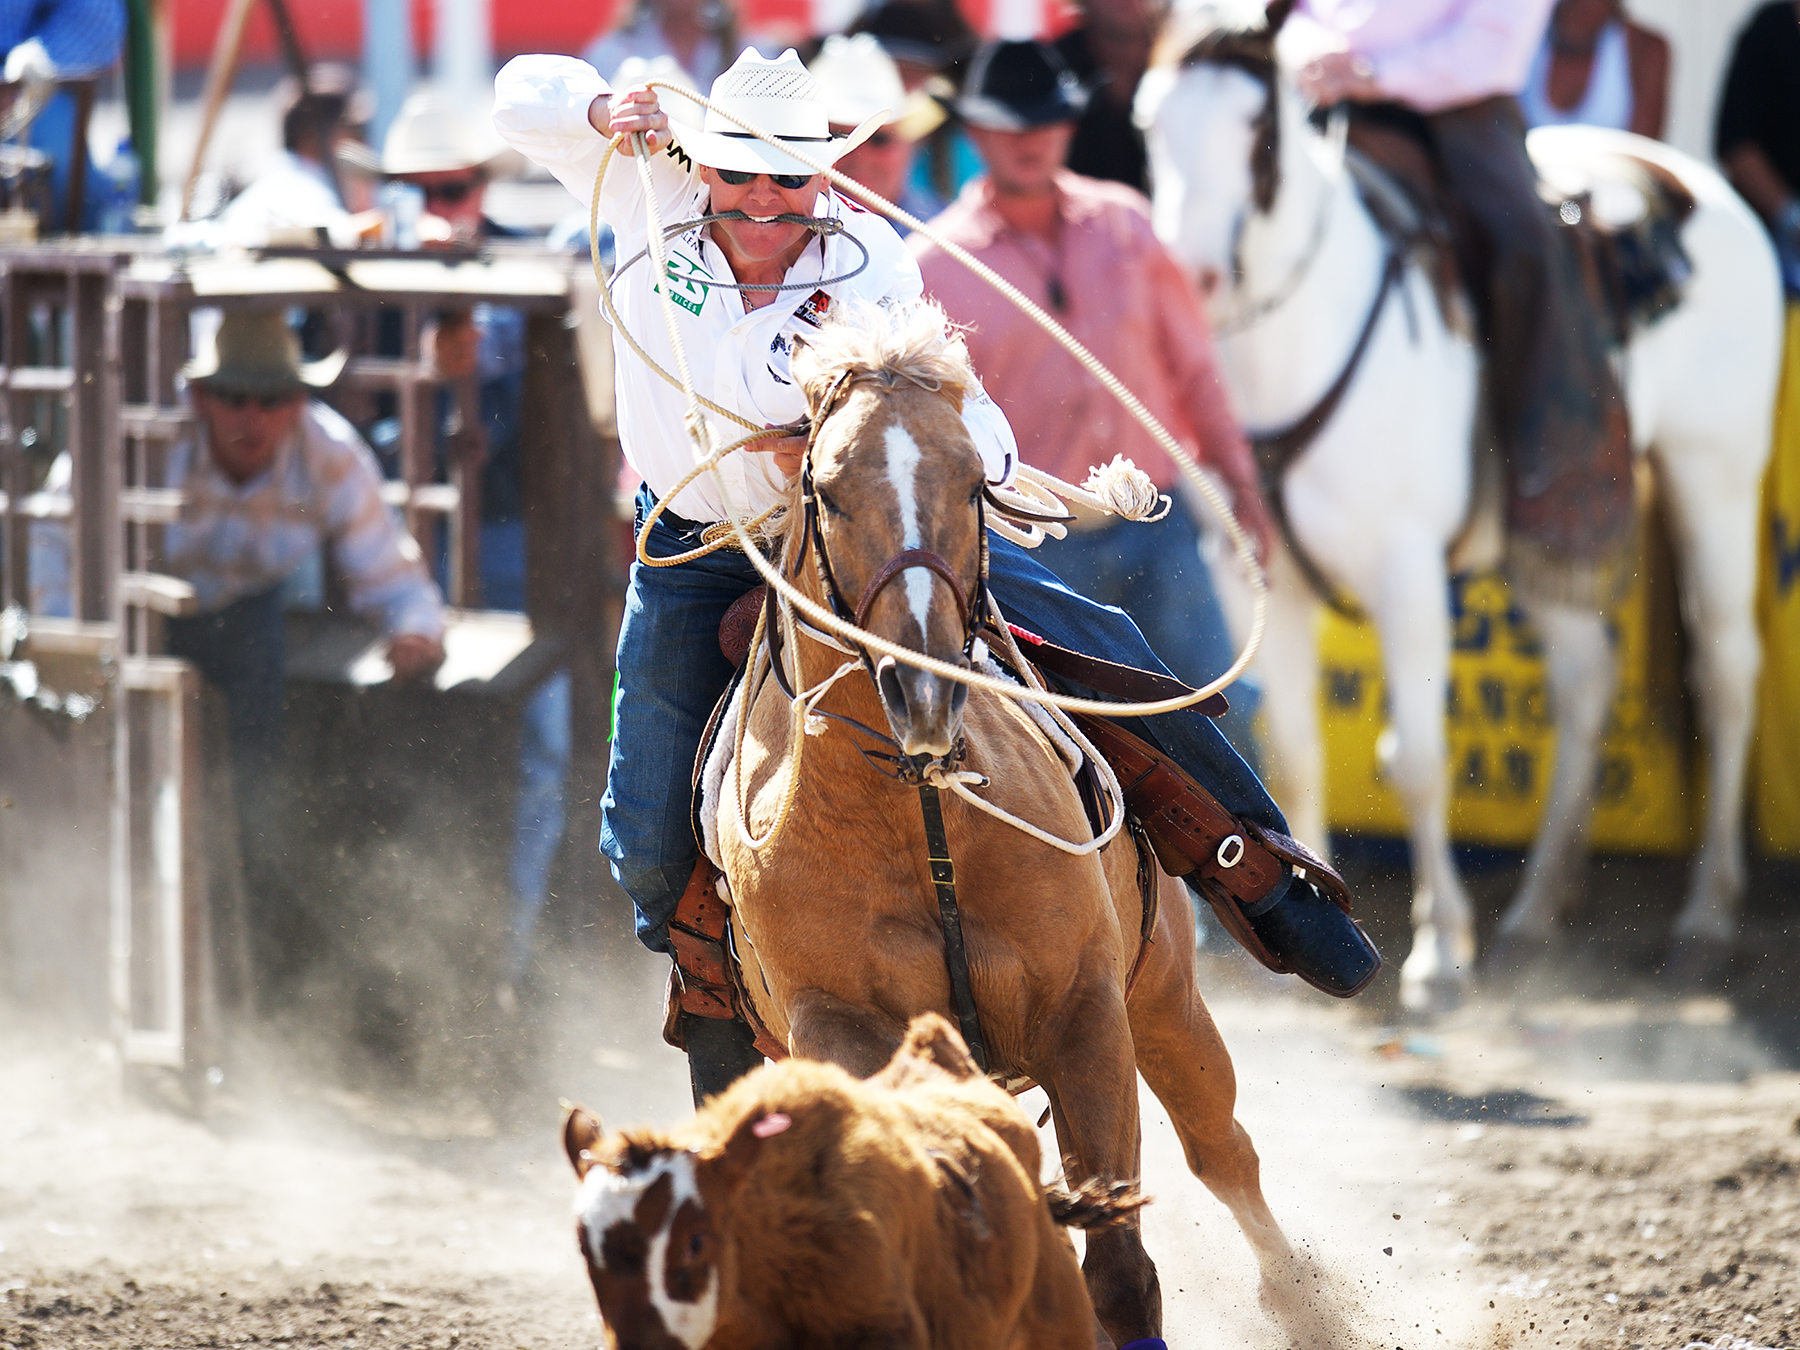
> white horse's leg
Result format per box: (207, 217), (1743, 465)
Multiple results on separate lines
(1372, 527), (1475, 1016)
(1252, 549), (1330, 855)
(1654, 441), (1761, 977)
(1488, 604), (1616, 970)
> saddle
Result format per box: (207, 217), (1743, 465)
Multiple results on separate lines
(663, 587), (1366, 1048)
(1344, 105), (1695, 347)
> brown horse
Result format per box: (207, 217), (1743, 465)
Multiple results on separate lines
(708, 302), (1344, 1347)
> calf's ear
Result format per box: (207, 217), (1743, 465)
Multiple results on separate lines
(563, 1103), (605, 1180)
(704, 1108), (790, 1194)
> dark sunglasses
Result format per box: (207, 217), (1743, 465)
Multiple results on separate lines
(422, 178), (479, 205)
(211, 389), (298, 411)
(715, 168), (816, 190)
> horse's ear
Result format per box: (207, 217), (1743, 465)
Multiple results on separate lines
(789, 334), (828, 411)
(1265, 0), (1296, 33)
(563, 1103), (604, 1180)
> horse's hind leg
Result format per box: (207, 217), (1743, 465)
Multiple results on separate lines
(1128, 880), (1359, 1347)
(1653, 435), (1761, 979)
(1038, 984), (1162, 1348)
(1488, 602), (1615, 972)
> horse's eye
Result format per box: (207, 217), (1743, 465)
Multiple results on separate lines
(817, 489), (845, 518)
(688, 1232), (706, 1257)
(969, 483), (984, 506)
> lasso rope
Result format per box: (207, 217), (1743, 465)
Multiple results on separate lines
(590, 83), (1267, 721)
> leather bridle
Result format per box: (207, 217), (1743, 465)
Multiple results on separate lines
(786, 367), (990, 687)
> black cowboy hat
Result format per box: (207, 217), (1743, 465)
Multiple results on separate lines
(955, 39), (1090, 132)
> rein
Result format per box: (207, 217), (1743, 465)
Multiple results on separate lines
(1247, 247), (1404, 619)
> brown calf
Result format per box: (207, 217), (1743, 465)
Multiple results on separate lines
(563, 1013), (1139, 1350)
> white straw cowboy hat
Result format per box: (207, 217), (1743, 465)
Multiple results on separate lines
(183, 311), (347, 396)
(381, 88), (507, 176)
(665, 47), (890, 177)
(807, 33), (945, 142)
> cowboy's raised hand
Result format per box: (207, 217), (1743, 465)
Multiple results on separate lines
(593, 84), (669, 156)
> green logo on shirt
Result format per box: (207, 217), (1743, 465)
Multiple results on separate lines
(655, 250), (712, 316)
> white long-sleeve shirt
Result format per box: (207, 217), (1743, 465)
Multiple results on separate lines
(1286, 0), (1555, 115)
(491, 53), (1018, 525)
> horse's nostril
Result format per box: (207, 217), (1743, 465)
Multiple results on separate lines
(877, 660), (908, 720)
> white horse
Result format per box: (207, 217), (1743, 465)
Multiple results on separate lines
(1137, 7), (1783, 1014)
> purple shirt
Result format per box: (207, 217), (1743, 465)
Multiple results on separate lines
(1290, 0), (1556, 113)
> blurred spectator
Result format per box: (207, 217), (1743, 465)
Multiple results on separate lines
(1520, 0), (1669, 137)
(583, 0), (738, 90)
(381, 91), (571, 1008)
(167, 312), (446, 761)
(165, 311), (444, 993)
(1716, 2), (1800, 297)
(1055, 0), (1163, 193)
(848, 0), (980, 204)
(809, 32), (945, 227)
(2, 0), (125, 231)
(173, 66), (376, 249)
(911, 40), (1273, 754)
(1288, 0), (1634, 597)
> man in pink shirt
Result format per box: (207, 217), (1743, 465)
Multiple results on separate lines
(911, 40), (1274, 754)
(1284, 0), (1633, 601)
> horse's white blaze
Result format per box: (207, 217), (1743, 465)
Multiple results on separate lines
(575, 1153), (718, 1349)
(882, 421), (933, 637)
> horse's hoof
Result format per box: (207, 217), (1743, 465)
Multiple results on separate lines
(1664, 934), (1734, 989)
(1481, 931), (1555, 986)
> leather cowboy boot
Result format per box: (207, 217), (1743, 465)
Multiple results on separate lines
(1200, 872), (1381, 998)
(1072, 712), (1382, 998)
(681, 1011), (765, 1107)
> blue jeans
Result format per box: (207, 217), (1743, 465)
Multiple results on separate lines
(602, 485), (1290, 955)
(165, 584), (287, 788)
(1035, 508), (1260, 763)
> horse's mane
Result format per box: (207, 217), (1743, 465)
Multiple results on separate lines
(1149, 1), (1289, 214)
(1151, 1), (1280, 74)
(773, 301), (976, 560)
(795, 299), (976, 405)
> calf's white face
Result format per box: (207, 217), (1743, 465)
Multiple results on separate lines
(573, 1148), (721, 1350)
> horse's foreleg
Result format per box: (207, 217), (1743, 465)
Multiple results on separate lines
(1038, 987), (1160, 1348)
(1372, 530), (1475, 1017)
(1127, 881), (1359, 1348)
(1654, 440), (1761, 976)
(1490, 603), (1615, 969)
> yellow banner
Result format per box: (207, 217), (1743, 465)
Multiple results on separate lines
(1754, 304), (1800, 854)
(1317, 517), (1695, 853)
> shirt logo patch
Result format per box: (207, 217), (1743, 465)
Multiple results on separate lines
(655, 249), (713, 316)
(793, 289), (832, 329)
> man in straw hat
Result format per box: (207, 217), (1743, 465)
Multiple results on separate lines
(493, 43), (1379, 1109)
(167, 310), (446, 777)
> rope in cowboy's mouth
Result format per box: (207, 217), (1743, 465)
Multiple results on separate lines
(590, 85), (1268, 721)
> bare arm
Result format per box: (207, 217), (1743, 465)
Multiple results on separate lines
(1625, 25), (1670, 141)
(1723, 143), (1796, 226)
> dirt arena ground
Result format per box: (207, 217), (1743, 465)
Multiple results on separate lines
(6, 892), (1800, 1350)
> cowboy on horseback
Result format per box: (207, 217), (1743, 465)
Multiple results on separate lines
(493, 45), (1380, 1105)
